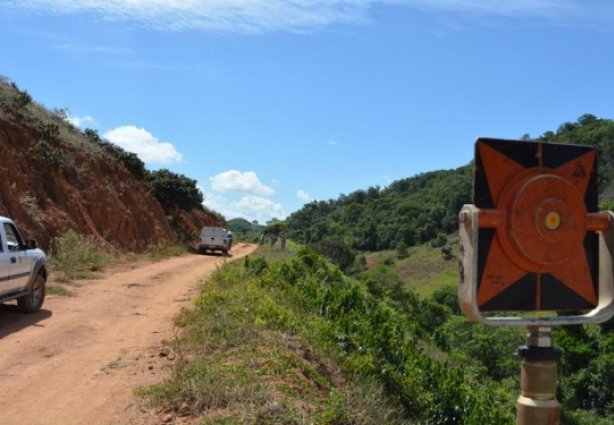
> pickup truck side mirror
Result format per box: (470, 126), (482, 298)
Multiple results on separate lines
(25, 239), (38, 250)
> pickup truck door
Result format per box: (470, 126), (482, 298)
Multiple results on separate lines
(0, 240), (11, 295)
(3, 222), (32, 292)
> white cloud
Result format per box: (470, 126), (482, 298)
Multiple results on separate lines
(5, 0), (370, 33)
(203, 192), (285, 223)
(297, 190), (310, 202)
(67, 114), (95, 128)
(328, 140), (338, 146)
(103, 125), (183, 164)
(237, 195), (285, 220)
(2, 0), (601, 33)
(210, 170), (274, 197)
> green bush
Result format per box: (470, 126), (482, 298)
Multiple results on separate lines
(266, 248), (513, 423)
(395, 240), (409, 259)
(148, 169), (203, 212)
(434, 316), (523, 381)
(28, 140), (66, 169)
(50, 230), (108, 280)
(309, 236), (355, 271)
(147, 241), (186, 260)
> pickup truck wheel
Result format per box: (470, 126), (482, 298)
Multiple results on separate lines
(17, 273), (46, 313)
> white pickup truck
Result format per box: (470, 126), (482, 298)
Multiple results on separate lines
(0, 216), (48, 313)
(198, 226), (231, 256)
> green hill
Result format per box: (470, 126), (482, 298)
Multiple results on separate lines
(284, 114), (614, 259)
(285, 165), (471, 252)
(227, 217), (265, 242)
(362, 234), (459, 298)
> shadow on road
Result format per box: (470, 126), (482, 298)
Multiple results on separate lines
(0, 304), (52, 339)
(197, 251), (235, 258)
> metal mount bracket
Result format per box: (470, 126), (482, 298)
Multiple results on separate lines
(458, 204), (614, 326)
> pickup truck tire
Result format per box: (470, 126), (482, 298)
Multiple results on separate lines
(17, 273), (46, 313)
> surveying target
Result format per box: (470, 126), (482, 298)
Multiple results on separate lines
(500, 169), (587, 272)
(474, 138), (600, 312)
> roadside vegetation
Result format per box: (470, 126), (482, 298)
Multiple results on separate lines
(46, 284), (76, 297)
(49, 229), (110, 281)
(138, 245), (514, 424)
(138, 241), (614, 424)
(145, 241), (187, 261)
(48, 230), (187, 289)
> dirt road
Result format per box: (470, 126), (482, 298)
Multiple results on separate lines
(0, 244), (256, 425)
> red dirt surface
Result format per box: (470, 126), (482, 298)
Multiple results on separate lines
(0, 244), (256, 425)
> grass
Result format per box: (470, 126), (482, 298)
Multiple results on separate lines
(136, 248), (412, 424)
(49, 230), (188, 281)
(250, 239), (298, 262)
(46, 284), (76, 297)
(49, 229), (111, 281)
(136, 245), (516, 424)
(146, 241), (186, 261)
(364, 235), (459, 298)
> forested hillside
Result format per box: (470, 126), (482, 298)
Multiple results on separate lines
(535, 114), (614, 199)
(285, 165), (471, 251)
(285, 114), (614, 253)
(228, 217), (265, 242)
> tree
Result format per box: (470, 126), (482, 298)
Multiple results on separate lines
(148, 169), (203, 212)
(310, 236), (355, 271)
(396, 240), (409, 259)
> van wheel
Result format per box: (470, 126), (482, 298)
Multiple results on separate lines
(17, 273), (46, 313)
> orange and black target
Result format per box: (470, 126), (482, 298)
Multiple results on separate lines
(474, 138), (606, 311)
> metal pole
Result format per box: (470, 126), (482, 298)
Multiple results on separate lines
(516, 326), (561, 425)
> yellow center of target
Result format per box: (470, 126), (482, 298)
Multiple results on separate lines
(545, 211), (561, 231)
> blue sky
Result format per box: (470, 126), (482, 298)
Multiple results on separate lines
(1, 1), (613, 224)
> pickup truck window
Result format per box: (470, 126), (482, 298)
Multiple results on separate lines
(3, 223), (23, 251)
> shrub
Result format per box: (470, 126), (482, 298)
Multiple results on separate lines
(50, 230), (108, 280)
(310, 236), (355, 271)
(434, 316), (523, 381)
(28, 140), (66, 169)
(39, 121), (60, 142)
(441, 245), (453, 260)
(14, 88), (32, 109)
(395, 241), (409, 259)
(148, 169), (203, 212)
(147, 241), (186, 260)
(430, 232), (447, 248)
